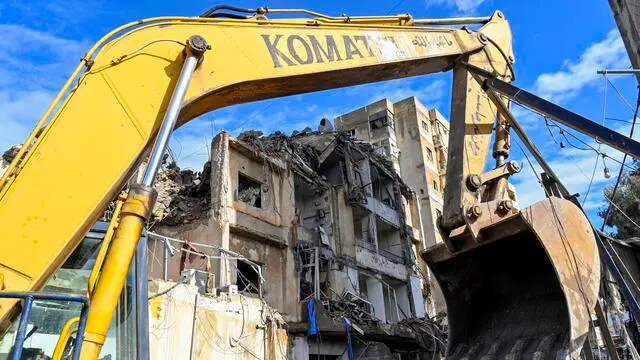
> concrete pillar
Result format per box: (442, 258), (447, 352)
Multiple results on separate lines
(365, 213), (378, 250)
(293, 337), (309, 360)
(409, 276), (426, 318)
(346, 266), (359, 295)
(395, 283), (411, 320)
(210, 132), (233, 287)
(366, 277), (386, 323)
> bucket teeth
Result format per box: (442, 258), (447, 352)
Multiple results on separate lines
(533, 334), (558, 360)
(460, 343), (483, 360)
(424, 197), (600, 360)
(504, 339), (527, 360)
(450, 344), (469, 358)
(479, 340), (503, 360)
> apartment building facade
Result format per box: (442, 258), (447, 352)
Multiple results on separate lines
(335, 96), (450, 315)
(148, 130), (442, 359)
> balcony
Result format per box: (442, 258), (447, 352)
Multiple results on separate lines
(357, 239), (377, 252)
(379, 248), (405, 264)
(361, 197), (400, 228)
(355, 246), (408, 280)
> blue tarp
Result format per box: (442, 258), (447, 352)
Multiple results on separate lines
(341, 316), (354, 360)
(308, 298), (319, 335)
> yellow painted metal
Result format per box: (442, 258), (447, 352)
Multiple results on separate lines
(441, 12), (514, 229)
(52, 316), (80, 360)
(87, 195), (124, 297)
(79, 186), (154, 359)
(423, 197), (600, 358)
(0, 10), (517, 359)
(0, 11), (501, 321)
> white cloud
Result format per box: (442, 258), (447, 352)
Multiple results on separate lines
(510, 121), (638, 220)
(426, 0), (487, 14)
(0, 25), (86, 152)
(366, 79), (447, 106)
(0, 90), (55, 150)
(533, 29), (629, 102)
(346, 77), (448, 109)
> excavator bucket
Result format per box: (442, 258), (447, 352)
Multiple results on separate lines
(422, 197), (600, 359)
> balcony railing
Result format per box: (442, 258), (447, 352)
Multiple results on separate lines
(357, 239), (377, 252)
(379, 248), (405, 264)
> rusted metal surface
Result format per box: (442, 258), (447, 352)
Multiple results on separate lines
(422, 197), (599, 359)
(595, 300), (621, 360)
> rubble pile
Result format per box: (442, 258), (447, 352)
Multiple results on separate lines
(398, 317), (447, 353)
(237, 129), (407, 191)
(2, 145), (22, 164)
(238, 130), (320, 169)
(153, 162), (211, 225)
(155, 128), (409, 226)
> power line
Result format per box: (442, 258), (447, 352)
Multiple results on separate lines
(387, 0), (406, 14)
(228, 101), (277, 133)
(605, 117), (634, 124)
(605, 76), (636, 113)
(601, 86), (640, 232)
(583, 75), (609, 206)
(603, 195), (640, 234)
(530, 109), (637, 172)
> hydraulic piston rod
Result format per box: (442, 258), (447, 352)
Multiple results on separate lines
(413, 16), (492, 25)
(78, 35), (209, 360)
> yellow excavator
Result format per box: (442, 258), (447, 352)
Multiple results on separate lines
(1, 4), (631, 359)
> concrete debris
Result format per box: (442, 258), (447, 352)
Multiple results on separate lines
(2, 145), (22, 163)
(157, 129), (412, 226)
(235, 129), (410, 194)
(398, 317), (446, 353)
(153, 162), (211, 225)
(323, 291), (377, 325)
(237, 181), (261, 206)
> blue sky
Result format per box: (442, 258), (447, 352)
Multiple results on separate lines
(1, 0), (638, 231)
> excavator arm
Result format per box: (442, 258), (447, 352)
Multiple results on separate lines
(2, 8), (596, 359)
(0, 10), (509, 294)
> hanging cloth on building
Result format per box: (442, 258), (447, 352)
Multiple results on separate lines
(341, 316), (354, 360)
(308, 298), (319, 335)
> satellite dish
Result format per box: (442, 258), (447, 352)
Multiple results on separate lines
(318, 118), (334, 132)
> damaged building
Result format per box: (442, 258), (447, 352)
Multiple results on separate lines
(335, 97), (450, 315)
(148, 125), (444, 359)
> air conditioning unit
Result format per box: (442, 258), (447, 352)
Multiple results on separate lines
(218, 284), (238, 295)
(181, 269), (215, 295)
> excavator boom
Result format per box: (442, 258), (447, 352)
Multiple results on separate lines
(0, 8), (600, 359)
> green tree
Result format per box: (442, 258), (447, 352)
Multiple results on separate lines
(599, 162), (640, 239)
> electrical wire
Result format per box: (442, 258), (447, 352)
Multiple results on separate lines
(603, 195), (640, 234)
(228, 101), (277, 133)
(516, 102), (635, 172)
(513, 139), (597, 329)
(605, 117), (634, 124)
(387, 0), (406, 14)
(229, 294), (247, 347)
(605, 76), (636, 113)
(600, 86), (640, 232)
(149, 271), (196, 299)
(583, 75), (609, 206)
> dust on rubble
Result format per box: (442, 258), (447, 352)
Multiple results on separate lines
(153, 161), (211, 225)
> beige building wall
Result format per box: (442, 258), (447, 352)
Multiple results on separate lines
(335, 96), (450, 316)
(335, 99), (401, 172)
(335, 97), (449, 249)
